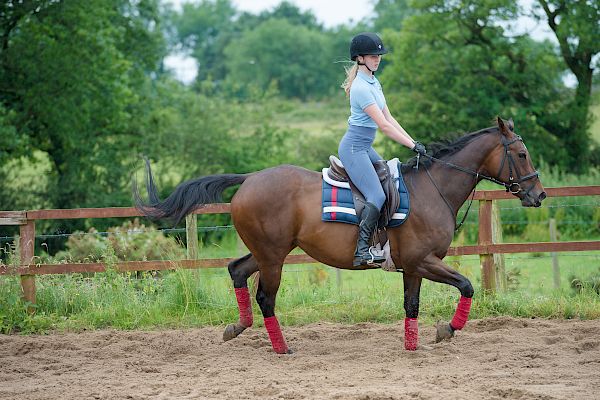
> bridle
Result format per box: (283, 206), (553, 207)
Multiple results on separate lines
(418, 131), (540, 231)
(495, 135), (540, 196)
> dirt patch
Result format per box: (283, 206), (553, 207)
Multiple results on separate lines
(1, 317), (599, 399)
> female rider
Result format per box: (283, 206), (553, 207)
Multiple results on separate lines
(339, 32), (427, 267)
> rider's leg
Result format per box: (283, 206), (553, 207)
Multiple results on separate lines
(366, 147), (384, 163)
(338, 148), (386, 266)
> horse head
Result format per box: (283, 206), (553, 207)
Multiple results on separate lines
(483, 117), (546, 207)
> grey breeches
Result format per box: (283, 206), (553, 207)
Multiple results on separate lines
(338, 125), (386, 210)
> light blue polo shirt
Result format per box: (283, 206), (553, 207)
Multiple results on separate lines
(347, 71), (386, 129)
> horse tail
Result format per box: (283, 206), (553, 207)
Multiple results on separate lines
(133, 157), (248, 225)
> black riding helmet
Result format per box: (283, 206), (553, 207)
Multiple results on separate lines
(350, 32), (388, 61)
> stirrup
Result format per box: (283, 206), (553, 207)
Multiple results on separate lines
(367, 247), (386, 264)
(353, 247), (385, 267)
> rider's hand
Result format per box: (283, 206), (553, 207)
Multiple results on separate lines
(412, 141), (427, 156)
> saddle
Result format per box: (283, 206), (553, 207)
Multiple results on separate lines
(327, 155), (401, 228)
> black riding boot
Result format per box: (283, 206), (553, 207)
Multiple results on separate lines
(353, 202), (386, 267)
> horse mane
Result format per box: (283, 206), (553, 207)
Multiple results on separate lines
(401, 126), (499, 172)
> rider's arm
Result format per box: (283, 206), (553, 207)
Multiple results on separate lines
(364, 104), (415, 149)
(382, 105), (415, 143)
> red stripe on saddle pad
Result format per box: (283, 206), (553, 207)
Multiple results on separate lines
(331, 186), (337, 219)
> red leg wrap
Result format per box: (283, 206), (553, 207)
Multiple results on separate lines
(264, 316), (289, 354)
(404, 318), (418, 351)
(234, 287), (253, 327)
(450, 296), (472, 330)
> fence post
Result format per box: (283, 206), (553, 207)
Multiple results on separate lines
(19, 220), (36, 310)
(479, 200), (496, 291)
(549, 218), (560, 289)
(185, 214), (198, 260)
(492, 201), (506, 290)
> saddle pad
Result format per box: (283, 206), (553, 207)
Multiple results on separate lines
(321, 159), (410, 227)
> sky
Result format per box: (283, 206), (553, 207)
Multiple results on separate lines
(163, 0), (559, 84)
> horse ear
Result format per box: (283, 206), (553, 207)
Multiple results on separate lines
(496, 116), (510, 136)
(508, 118), (514, 132)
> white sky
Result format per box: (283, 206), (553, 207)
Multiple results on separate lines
(164, 0), (562, 84)
(168, 0), (373, 27)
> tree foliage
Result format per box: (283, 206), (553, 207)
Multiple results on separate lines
(379, 0), (587, 170)
(534, 0), (599, 172)
(173, 1), (343, 97)
(223, 18), (339, 99)
(0, 0), (167, 211)
(373, 0), (415, 32)
(170, 0), (236, 82)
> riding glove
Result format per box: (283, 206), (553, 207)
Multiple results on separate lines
(412, 141), (427, 156)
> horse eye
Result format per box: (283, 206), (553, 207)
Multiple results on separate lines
(518, 152), (527, 159)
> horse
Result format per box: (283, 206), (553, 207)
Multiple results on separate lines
(134, 117), (546, 353)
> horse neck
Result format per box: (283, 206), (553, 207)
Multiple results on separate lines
(426, 132), (500, 215)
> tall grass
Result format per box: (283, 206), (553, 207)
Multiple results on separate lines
(2, 251), (599, 334)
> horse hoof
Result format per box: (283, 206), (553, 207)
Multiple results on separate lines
(223, 323), (246, 341)
(417, 344), (433, 351)
(435, 320), (455, 343)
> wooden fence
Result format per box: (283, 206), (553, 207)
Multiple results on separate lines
(1, 186), (599, 305)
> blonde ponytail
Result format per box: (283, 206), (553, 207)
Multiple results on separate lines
(341, 62), (359, 97)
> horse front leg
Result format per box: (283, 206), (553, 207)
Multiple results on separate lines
(223, 253), (259, 341)
(255, 263), (291, 354)
(418, 254), (474, 343)
(403, 273), (422, 351)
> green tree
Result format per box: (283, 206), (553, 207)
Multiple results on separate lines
(380, 0), (571, 167)
(0, 0), (166, 210)
(173, 0), (328, 88)
(535, 0), (599, 172)
(373, 0), (415, 32)
(223, 18), (338, 99)
(247, 0), (323, 30)
(171, 0), (236, 82)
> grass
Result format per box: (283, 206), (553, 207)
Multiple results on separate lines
(1, 251), (599, 335)
(270, 96), (349, 134)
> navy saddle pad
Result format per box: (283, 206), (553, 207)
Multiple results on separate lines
(321, 158), (410, 227)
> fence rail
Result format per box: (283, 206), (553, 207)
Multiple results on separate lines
(1, 185), (599, 305)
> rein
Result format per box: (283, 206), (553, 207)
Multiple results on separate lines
(418, 134), (540, 232)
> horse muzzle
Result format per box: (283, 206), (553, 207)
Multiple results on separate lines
(521, 189), (546, 207)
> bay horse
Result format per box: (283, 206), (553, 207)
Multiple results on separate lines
(134, 117), (546, 353)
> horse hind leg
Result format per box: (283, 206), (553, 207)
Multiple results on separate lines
(255, 262), (291, 354)
(223, 253), (259, 342)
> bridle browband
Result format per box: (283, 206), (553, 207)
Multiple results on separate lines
(418, 131), (540, 231)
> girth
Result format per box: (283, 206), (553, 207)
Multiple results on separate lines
(327, 156), (400, 228)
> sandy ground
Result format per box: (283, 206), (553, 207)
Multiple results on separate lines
(1, 317), (599, 400)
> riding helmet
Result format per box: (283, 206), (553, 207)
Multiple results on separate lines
(350, 32), (388, 61)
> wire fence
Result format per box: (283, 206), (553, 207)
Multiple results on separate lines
(0, 225), (237, 243)
(0, 199), (597, 243)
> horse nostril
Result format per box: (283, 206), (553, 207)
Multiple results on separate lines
(539, 191), (547, 202)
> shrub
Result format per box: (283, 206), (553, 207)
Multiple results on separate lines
(52, 219), (185, 263)
(570, 268), (600, 295)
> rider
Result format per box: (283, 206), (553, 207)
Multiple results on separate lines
(339, 32), (427, 267)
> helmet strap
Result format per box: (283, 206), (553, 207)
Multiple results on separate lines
(357, 58), (375, 75)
